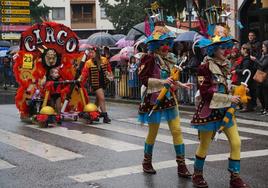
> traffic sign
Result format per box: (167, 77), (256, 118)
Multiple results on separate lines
(2, 17), (31, 23)
(1, 33), (21, 40)
(1, 9), (30, 15)
(1, 25), (31, 32)
(1, 1), (30, 7)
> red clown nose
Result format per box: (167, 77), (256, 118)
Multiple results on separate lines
(161, 45), (170, 53)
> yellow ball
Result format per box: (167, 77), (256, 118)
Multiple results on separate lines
(40, 106), (56, 115)
(83, 103), (98, 112)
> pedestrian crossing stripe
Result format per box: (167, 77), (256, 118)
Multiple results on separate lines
(83, 122), (199, 145)
(0, 129), (83, 162)
(0, 159), (15, 170)
(68, 149), (268, 182)
(26, 125), (143, 152)
(116, 118), (251, 140)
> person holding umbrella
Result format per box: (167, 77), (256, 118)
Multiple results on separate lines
(190, 30), (250, 188)
(138, 22), (192, 176)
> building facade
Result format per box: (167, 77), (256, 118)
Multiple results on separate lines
(42, 0), (116, 38)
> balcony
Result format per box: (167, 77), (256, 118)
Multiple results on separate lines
(71, 3), (96, 29)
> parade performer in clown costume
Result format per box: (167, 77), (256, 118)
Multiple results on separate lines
(138, 22), (193, 176)
(191, 31), (250, 187)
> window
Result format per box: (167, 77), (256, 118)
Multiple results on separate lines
(52, 8), (65, 20)
(100, 7), (107, 19)
(71, 4), (94, 23)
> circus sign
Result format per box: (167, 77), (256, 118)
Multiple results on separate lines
(20, 22), (79, 54)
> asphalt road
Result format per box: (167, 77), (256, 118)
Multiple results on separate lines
(0, 103), (267, 188)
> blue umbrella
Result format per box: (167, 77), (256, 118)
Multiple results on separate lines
(174, 31), (202, 42)
(0, 47), (9, 57)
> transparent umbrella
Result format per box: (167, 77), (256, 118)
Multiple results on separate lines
(174, 31), (202, 42)
(125, 22), (147, 40)
(112, 34), (126, 42)
(87, 32), (116, 47)
(0, 40), (11, 47)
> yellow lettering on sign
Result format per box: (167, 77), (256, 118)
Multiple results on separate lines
(22, 54), (33, 69)
(2, 9), (30, 15)
(2, 17), (31, 23)
(1, 1), (30, 7)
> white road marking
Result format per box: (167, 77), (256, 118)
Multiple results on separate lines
(175, 110), (268, 128)
(26, 125), (143, 152)
(0, 129), (83, 162)
(69, 149), (268, 182)
(238, 127), (268, 136)
(0, 159), (15, 170)
(236, 118), (268, 128)
(87, 123), (198, 145)
(116, 118), (251, 140)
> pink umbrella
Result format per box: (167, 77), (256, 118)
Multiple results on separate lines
(79, 39), (88, 45)
(115, 38), (134, 48)
(110, 53), (121, 62)
(119, 46), (134, 61)
(79, 43), (93, 51)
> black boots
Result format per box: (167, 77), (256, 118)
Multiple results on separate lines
(176, 156), (192, 178)
(142, 153), (156, 174)
(100, 112), (111, 123)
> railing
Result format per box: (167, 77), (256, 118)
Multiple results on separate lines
(88, 68), (198, 105)
(71, 17), (96, 23)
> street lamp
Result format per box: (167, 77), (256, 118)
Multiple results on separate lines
(186, 0), (193, 29)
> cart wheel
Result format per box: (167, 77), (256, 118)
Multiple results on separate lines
(74, 116), (78, 121)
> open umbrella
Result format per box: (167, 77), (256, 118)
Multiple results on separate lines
(119, 46), (134, 61)
(0, 40), (11, 47)
(112, 34), (126, 42)
(79, 43), (93, 52)
(79, 39), (88, 45)
(110, 53), (121, 62)
(174, 31), (202, 42)
(125, 22), (147, 41)
(87, 32), (116, 47)
(0, 47), (9, 57)
(7, 45), (19, 55)
(115, 37), (134, 48)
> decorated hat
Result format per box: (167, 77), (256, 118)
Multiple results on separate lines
(144, 22), (176, 52)
(195, 25), (238, 56)
(144, 22), (176, 44)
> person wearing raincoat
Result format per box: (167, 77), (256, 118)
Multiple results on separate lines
(138, 22), (192, 177)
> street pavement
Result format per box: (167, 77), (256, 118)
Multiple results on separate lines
(0, 102), (267, 188)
